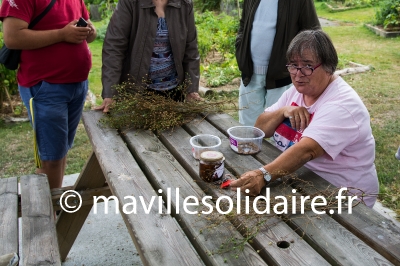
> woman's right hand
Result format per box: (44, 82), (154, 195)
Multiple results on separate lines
(94, 98), (113, 113)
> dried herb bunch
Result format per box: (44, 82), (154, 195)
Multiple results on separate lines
(102, 80), (237, 132)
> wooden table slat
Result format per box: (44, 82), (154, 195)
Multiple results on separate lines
(81, 111), (204, 266)
(293, 169), (400, 264)
(0, 177), (19, 256)
(271, 185), (394, 265)
(163, 121), (330, 266)
(204, 113), (400, 265)
(74, 110), (400, 266)
(20, 174), (61, 266)
(124, 127), (267, 266)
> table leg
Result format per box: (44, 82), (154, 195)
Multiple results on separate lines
(56, 152), (106, 261)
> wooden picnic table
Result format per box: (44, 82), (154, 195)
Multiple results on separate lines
(55, 110), (400, 266)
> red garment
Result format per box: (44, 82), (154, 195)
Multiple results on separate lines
(0, 0), (91, 87)
(273, 102), (314, 151)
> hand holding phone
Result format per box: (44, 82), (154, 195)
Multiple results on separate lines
(76, 17), (88, 27)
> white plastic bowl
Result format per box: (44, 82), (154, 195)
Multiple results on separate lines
(227, 126), (265, 154)
(190, 134), (222, 159)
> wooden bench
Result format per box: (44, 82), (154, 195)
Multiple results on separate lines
(0, 174), (61, 266)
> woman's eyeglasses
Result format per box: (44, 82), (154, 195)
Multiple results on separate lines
(286, 63), (322, 76)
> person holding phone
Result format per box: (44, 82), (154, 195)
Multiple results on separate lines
(0, 0), (97, 190)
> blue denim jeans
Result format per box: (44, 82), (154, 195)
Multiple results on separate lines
(19, 80), (88, 161)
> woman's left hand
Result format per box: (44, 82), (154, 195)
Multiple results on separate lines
(94, 98), (113, 113)
(186, 92), (202, 102)
(284, 106), (311, 132)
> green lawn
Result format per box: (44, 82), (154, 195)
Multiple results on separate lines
(88, 39), (103, 105)
(315, 5), (377, 24)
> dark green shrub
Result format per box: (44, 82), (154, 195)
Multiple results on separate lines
(95, 20), (109, 41)
(375, 0), (400, 29)
(84, 0), (117, 20)
(322, 0), (379, 8)
(0, 33), (19, 112)
(196, 11), (238, 59)
(343, 0), (379, 7)
(195, 11), (240, 87)
(194, 0), (221, 12)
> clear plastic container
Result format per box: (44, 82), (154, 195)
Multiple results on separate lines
(190, 134), (221, 160)
(227, 126), (265, 154)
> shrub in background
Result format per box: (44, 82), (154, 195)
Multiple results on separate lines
(375, 0), (400, 29)
(319, 0), (379, 9)
(87, 0), (116, 40)
(194, 0), (221, 12)
(84, 0), (117, 21)
(195, 11), (240, 87)
(0, 33), (19, 112)
(343, 0), (379, 7)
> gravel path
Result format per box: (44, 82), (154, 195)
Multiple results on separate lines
(319, 17), (340, 27)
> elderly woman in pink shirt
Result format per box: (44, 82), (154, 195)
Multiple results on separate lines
(230, 30), (378, 208)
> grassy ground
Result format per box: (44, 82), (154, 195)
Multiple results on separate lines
(0, 5), (399, 213)
(0, 119), (91, 177)
(314, 2), (377, 24)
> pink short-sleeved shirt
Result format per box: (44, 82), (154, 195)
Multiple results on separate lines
(0, 0), (91, 87)
(265, 77), (379, 207)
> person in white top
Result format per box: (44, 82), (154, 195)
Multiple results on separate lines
(230, 30), (378, 208)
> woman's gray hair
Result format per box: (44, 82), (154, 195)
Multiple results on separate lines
(286, 30), (338, 75)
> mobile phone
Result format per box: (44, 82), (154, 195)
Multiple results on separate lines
(76, 17), (88, 27)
